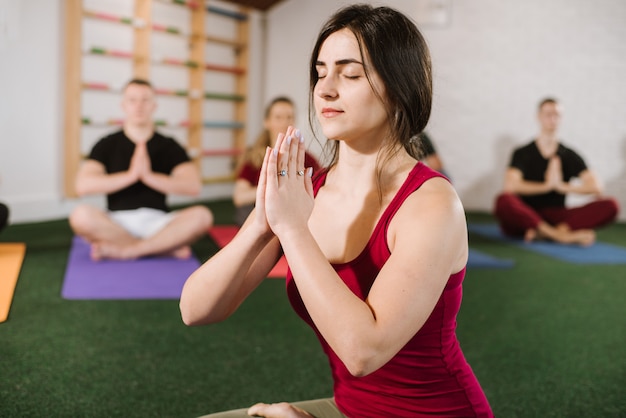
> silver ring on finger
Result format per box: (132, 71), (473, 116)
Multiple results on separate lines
(278, 169), (287, 177)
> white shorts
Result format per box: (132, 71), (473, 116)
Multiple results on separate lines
(109, 208), (175, 239)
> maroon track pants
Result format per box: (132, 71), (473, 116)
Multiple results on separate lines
(494, 193), (619, 237)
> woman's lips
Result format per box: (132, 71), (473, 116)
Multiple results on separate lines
(321, 107), (343, 118)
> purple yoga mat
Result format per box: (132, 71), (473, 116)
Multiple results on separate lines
(61, 237), (200, 300)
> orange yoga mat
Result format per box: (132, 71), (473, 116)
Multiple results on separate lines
(0, 243), (26, 322)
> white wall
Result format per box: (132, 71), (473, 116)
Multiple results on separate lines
(0, 0), (265, 223)
(1, 0), (625, 223)
(264, 0), (626, 221)
(0, 0), (67, 222)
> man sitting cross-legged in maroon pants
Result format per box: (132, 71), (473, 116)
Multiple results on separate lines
(494, 97), (619, 246)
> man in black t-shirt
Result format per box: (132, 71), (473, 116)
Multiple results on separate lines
(69, 79), (213, 260)
(494, 98), (619, 246)
(0, 201), (8, 233)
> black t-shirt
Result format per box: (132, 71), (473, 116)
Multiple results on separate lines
(0, 202), (8, 232)
(88, 130), (190, 212)
(509, 140), (587, 209)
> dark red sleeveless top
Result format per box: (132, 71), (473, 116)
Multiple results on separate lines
(286, 162), (494, 417)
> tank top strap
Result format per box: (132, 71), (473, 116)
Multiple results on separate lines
(312, 168), (329, 196)
(375, 162), (448, 242)
(312, 163), (444, 196)
(312, 163), (447, 251)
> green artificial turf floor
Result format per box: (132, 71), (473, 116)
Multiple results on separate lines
(1, 200), (625, 417)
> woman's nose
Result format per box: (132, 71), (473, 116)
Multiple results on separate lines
(316, 76), (338, 99)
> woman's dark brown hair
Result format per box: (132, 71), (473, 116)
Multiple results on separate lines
(308, 4), (432, 196)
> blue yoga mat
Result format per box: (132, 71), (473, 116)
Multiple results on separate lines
(62, 237), (200, 300)
(468, 223), (626, 264)
(467, 249), (514, 269)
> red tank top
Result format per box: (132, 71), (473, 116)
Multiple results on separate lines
(286, 162), (493, 417)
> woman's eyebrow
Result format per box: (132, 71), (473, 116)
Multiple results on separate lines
(315, 58), (364, 66)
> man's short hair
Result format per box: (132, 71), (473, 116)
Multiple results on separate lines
(538, 97), (559, 111)
(125, 78), (153, 90)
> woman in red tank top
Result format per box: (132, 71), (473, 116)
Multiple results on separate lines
(180, 4), (493, 417)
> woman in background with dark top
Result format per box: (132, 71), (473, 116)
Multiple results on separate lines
(233, 97), (320, 226)
(420, 132), (449, 178)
